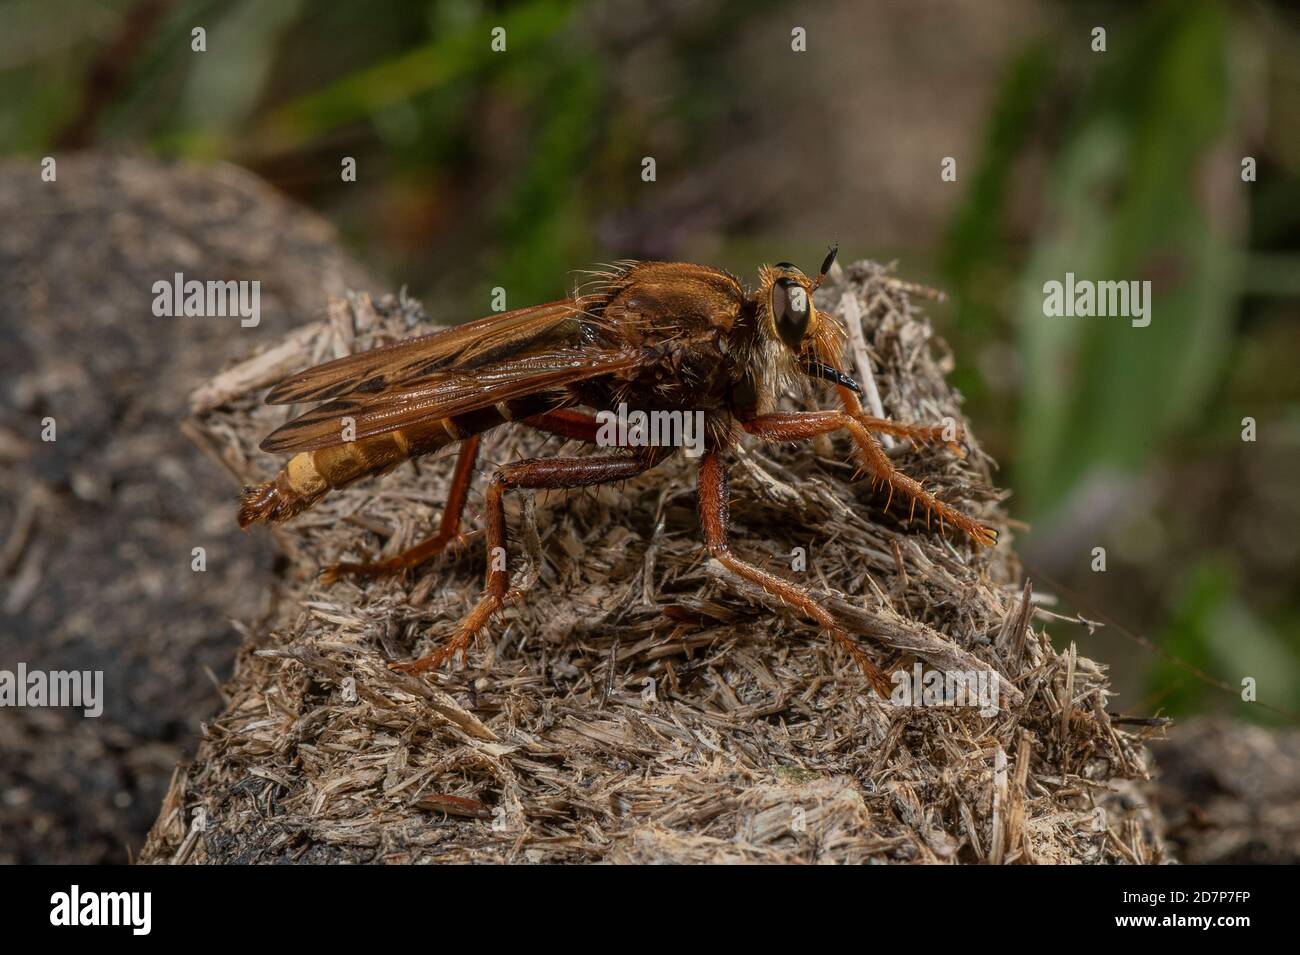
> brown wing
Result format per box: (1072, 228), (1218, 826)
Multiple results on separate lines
(264, 299), (592, 406)
(260, 345), (642, 453)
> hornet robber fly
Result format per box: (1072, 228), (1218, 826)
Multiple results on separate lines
(239, 248), (997, 695)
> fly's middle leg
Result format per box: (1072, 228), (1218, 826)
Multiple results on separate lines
(695, 447), (894, 697)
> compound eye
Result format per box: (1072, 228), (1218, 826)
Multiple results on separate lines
(772, 278), (810, 350)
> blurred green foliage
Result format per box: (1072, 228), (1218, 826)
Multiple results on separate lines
(1015, 1), (1236, 521)
(1153, 558), (1300, 724)
(947, 0), (1240, 519)
(941, 0), (1299, 721)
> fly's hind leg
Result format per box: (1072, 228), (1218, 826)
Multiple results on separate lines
(391, 447), (664, 675)
(696, 448), (893, 697)
(322, 409), (603, 585)
(321, 434), (481, 584)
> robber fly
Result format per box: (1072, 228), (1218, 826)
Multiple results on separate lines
(239, 248), (997, 694)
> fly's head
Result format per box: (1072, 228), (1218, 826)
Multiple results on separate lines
(752, 245), (854, 395)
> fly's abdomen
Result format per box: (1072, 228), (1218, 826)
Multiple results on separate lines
(238, 426), (429, 527)
(237, 397), (551, 528)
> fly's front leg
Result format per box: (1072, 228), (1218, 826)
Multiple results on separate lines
(697, 448), (893, 697)
(742, 409), (997, 547)
(391, 448), (664, 675)
(321, 434), (481, 584)
(834, 385), (965, 456)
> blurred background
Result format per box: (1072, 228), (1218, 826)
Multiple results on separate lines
(1, 0), (1298, 861)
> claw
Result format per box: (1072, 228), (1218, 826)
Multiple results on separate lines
(388, 656), (433, 675)
(389, 639), (461, 676)
(388, 589), (503, 676)
(318, 532), (471, 587)
(320, 557), (404, 586)
(832, 629), (894, 698)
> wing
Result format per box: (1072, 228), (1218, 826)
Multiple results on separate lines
(264, 299), (594, 406)
(259, 344), (643, 454)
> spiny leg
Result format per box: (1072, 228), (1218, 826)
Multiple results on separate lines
(741, 410), (997, 547)
(323, 409), (602, 584)
(696, 447), (893, 697)
(391, 448), (664, 675)
(834, 384), (964, 454)
(521, 408), (602, 444)
(517, 408), (609, 510)
(321, 434), (481, 584)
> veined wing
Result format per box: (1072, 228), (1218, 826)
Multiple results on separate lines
(264, 300), (593, 406)
(259, 345), (642, 454)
